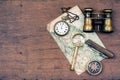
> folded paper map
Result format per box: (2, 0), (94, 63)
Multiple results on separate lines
(47, 5), (106, 75)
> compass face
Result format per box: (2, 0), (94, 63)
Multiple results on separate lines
(54, 21), (69, 36)
(87, 61), (102, 75)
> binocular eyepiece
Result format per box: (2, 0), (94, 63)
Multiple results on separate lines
(83, 8), (113, 33)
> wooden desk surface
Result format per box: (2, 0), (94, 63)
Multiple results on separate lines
(0, 0), (120, 80)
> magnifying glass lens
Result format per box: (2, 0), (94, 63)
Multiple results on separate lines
(72, 34), (85, 46)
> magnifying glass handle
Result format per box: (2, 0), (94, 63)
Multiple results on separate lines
(71, 46), (79, 71)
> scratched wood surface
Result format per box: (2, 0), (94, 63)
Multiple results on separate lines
(0, 0), (120, 80)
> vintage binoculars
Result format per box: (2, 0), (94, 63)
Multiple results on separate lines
(83, 8), (113, 33)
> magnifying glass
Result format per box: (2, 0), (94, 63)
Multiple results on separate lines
(71, 33), (85, 71)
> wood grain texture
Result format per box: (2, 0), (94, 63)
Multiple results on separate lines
(0, 0), (119, 80)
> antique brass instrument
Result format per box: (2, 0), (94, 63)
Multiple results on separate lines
(83, 8), (94, 32)
(83, 8), (113, 33)
(103, 9), (113, 32)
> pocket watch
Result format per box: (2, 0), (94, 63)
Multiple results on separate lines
(54, 21), (69, 36)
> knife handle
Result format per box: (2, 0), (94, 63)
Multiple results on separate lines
(85, 39), (115, 58)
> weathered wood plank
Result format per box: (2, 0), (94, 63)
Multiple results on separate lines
(0, 0), (119, 80)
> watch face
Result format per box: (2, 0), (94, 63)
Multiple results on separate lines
(54, 21), (69, 36)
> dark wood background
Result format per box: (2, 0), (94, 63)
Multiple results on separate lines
(0, 0), (120, 80)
